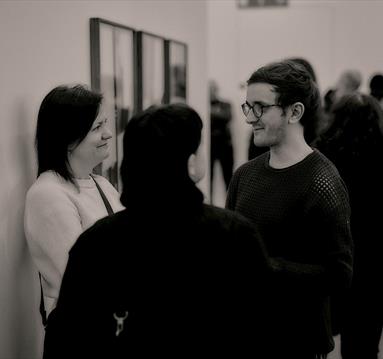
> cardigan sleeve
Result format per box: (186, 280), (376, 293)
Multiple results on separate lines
(24, 183), (83, 298)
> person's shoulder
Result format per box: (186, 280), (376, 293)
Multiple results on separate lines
(234, 153), (266, 176)
(26, 171), (71, 204)
(310, 149), (341, 178)
(70, 209), (127, 254)
(91, 174), (114, 187)
(309, 150), (349, 197)
(91, 174), (119, 193)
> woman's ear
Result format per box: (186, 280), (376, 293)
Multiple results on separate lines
(187, 154), (198, 182)
(288, 102), (305, 124)
(67, 141), (78, 154)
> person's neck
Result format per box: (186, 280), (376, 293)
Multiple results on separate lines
(68, 157), (92, 180)
(269, 137), (313, 169)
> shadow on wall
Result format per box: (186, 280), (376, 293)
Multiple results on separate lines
(0, 100), (44, 359)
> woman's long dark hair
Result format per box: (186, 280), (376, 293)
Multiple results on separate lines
(35, 84), (102, 184)
(120, 103), (204, 209)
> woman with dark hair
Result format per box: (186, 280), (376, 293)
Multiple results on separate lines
(24, 85), (124, 320)
(318, 93), (383, 359)
(43, 103), (271, 358)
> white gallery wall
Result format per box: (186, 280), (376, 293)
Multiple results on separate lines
(208, 0), (383, 168)
(0, 1), (208, 358)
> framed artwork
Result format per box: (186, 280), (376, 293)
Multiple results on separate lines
(237, 0), (288, 8)
(90, 18), (136, 191)
(136, 31), (166, 111)
(165, 39), (188, 104)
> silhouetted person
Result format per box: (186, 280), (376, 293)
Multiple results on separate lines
(318, 93), (383, 359)
(369, 73), (383, 109)
(209, 80), (234, 199)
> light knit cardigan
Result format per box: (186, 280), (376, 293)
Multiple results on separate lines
(24, 171), (124, 315)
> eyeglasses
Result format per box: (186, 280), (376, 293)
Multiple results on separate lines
(241, 102), (280, 118)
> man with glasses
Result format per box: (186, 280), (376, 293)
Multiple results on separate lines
(226, 60), (353, 359)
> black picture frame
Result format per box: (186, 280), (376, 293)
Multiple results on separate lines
(165, 39), (188, 104)
(136, 31), (167, 111)
(90, 18), (137, 191)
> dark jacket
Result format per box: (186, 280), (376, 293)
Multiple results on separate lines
(43, 186), (270, 358)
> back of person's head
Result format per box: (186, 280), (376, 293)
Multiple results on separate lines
(247, 59), (321, 143)
(36, 84), (102, 182)
(337, 70), (362, 94)
(321, 92), (383, 160)
(120, 103), (203, 207)
(369, 73), (383, 101)
(287, 57), (317, 83)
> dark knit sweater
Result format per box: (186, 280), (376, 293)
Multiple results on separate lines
(226, 149), (353, 355)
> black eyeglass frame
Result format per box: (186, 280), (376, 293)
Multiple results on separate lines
(241, 102), (281, 118)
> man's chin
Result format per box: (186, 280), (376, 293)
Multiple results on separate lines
(253, 141), (267, 148)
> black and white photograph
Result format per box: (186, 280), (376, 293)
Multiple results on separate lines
(1, 1), (382, 359)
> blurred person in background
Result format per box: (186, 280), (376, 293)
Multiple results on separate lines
(317, 93), (383, 359)
(334, 70), (362, 103)
(369, 73), (383, 109)
(209, 80), (234, 200)
(320, 69), (362, 137)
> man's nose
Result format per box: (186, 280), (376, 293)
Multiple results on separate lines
(245, 112), (259, 125)
(102, 127), (112, 140)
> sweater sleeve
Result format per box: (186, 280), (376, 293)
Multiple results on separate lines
(24, 184), (83, 298)
(271, 174), (353, 294)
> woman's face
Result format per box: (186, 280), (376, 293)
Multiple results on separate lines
(69, 108), (112, 169)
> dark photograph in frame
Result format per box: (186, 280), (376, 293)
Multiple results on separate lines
(137, 31), (166, 111)
(90, 18), (136, 191)
(165, 39), (188, 104)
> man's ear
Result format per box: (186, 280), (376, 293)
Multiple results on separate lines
(187, 153), (198, 182)
(288, 102), (305, 124)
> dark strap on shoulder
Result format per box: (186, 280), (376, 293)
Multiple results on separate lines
(38, 272), (47, 328)
(90, 174), (114, 216)
(38, 176), (114, 329)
